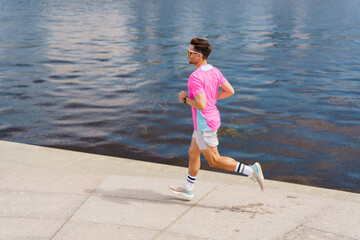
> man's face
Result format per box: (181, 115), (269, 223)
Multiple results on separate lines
(188, 45), (202, 64)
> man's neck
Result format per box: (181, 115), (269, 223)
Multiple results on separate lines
(195, 59), (207, 68)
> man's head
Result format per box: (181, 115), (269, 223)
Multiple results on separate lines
(188, 38), (212, 65)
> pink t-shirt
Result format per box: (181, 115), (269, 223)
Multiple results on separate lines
(187, 64), (227, 131)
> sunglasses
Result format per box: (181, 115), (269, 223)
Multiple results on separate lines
(188, 48), (202, 56)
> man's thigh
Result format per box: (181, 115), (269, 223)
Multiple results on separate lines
(189, 137), (201, 156)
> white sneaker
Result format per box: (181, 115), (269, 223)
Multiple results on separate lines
(249, 162), (265, 191)
(168, 185), (194, 199)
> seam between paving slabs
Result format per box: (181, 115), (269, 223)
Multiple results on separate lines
(49, 176), (107, 240)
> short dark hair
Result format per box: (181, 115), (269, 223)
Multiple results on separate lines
(190, 37), (212, 59)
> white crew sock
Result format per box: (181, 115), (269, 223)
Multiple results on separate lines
(185, 174), (196, 191)
(235, 162), (253, 176)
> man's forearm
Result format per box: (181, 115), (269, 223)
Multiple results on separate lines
(186, 97), (205, 110)
(217, 89), (234, 100)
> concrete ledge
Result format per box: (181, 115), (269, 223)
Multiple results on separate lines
(0, 140), (359, 240)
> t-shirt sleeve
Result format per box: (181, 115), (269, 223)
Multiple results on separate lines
(219, 71), (227, 86)
(189, 74), (204, 96)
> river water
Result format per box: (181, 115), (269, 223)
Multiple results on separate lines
(1, 0), (359, 192)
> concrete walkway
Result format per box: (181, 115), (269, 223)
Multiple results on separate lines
(0, 140), (359, 240)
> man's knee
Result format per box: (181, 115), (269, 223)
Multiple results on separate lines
(188, 148), (199, 160)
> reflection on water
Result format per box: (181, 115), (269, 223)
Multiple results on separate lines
(0, 0), (359, 193)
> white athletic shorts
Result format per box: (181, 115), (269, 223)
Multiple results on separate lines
(192, 130), (219, 150)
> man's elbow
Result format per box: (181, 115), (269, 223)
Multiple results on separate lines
(230, 89), (235, 95)
(197, 101), (206, 110)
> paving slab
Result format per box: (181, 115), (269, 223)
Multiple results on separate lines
(0, 191), (87, 220)
(59, 157), (128, 175)
(166, 184), (316, 240)
(302, 199), (360, 239)
(279, 226), (355, 240)
(155, 231), (211, 240)
(346, 193), (360, 203)
(0, 170), (105, 194)
(0, 160), (36, 171)
(70, 176), (216, 230)
(52, 222), (159, 240)
(0, 217), (64, 240)
(93, 175), (216, 200)
(0, 141), (83, 170)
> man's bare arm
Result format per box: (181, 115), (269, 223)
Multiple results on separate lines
(187, 93), (206, 110)
(218, 81), (235, 100)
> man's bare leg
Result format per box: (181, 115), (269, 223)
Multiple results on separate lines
(188, 137), (201, 176)
(168, 137), (201, 199)
(201, 145), (265, 190)
(200, 145), (237, 171)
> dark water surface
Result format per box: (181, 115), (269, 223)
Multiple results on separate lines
(1, 0), (359, 192)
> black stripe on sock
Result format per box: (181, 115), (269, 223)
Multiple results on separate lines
(236, 163), (241, 173)
(187, 179), (195, 184)
(188, 175), (196, 181)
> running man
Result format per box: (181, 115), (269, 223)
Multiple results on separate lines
(169, 38), (265, 199)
